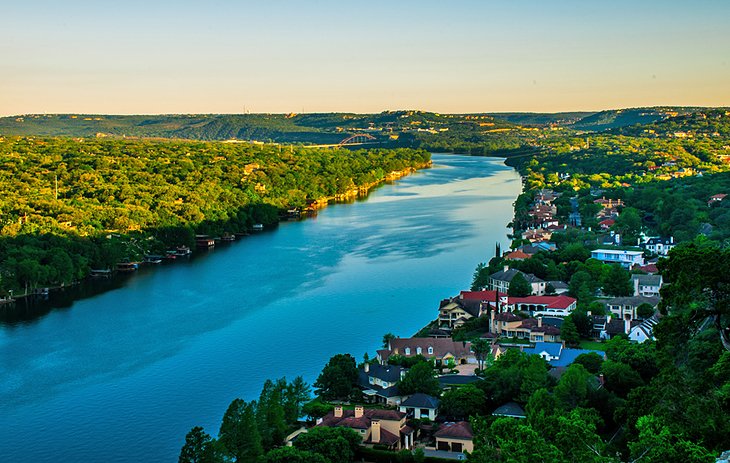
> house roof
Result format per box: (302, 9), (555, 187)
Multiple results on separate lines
(632, 274), (663, 287)
(532, 325), (561, 335)
(319, 408), (406, 430)
(523, 343), (606, 368)
(438, 375), (480, 387)
(604, 295), (660, 307)
(459, 290), (503, 301)
(505, 250), (531, 260)
(490, 268), (545, 284)
(509, 294), (576, 310)
(492, 402), (526, 418)
(364, 427), (400, 446)
(644, 236), (674, 246)
(362, 364), (406, 383)
(638, 263), (659, 274)
(401, 393), (440, 409)
(389, 337), (472, 359)
(546, 280), (569, 290)
(434, 421), (474, 440)
(494, 311), (522, 322)
(532, 341), (562, 357)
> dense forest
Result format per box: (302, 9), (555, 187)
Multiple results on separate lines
(0, 136), (430, 295)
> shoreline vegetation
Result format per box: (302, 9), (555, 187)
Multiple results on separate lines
(0, 136), (431, 306)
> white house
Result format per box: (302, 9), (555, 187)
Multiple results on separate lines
(638, 236), (676, 256)
(632, 274), (663, 297)
(590, 249), (645, 269)
(489, 266), (546, 295)
(629, 316), (659, 343)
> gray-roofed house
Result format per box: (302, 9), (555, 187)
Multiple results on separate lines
(604, 296), (660, 321)
(631, 274), (663, 297)
(489, 266), (546, 295)
(492, 402), (526, 419)
(399, 393), (440, 420)
(546, 280), (570, 295)
(358, 363), (406, 406)
(629, 315), (660, 343)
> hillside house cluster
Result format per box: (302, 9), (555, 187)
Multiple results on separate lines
(520, 189), (568, 242)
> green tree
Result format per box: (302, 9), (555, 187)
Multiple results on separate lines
(601, 360), (643, 397)
(554, 363), (592, 409)
(284, 376), (311, 425)
(637, 303), (655, 320)
(179, 426), (221, 463)
(313, 354), (359, 401)
(560, 315), (580, 346)
(471, 338), (491, 371)
(259, 446), (328, 463)
(301, 401), (333, 421)
(508, 272), (532, 297)
(382, 333), (396, 349)
(629, 415), (714, 463)
(396, 361), (441, 397)
(257, 379), (288, 450)
(218, 399), (263, 463)
(439, 384), (486, 420)
(574, 352), (604, 374)
(293, 427), (361, 463)
(601, 264), (633, 297)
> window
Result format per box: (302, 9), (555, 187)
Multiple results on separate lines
(428, 346), (433, 355)
(404, 348), (411, 356)
(416, 347), (422, 355)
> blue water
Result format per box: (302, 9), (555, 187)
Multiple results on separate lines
(0, 154), (521, 462)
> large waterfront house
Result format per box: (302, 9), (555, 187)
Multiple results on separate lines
(358, 363), (406, 406)
(590, 249), (645, 269)
(379, 337), (474, 365)
(489, 266), (546, 295)
(638, 235), (676, 256)
(317, 406), (414, 450)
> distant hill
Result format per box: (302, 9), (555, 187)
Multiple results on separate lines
(486, 112), (595, 127)
(567, 107), (707, 131)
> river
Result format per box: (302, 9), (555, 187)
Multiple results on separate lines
(0, 154), (521, 462)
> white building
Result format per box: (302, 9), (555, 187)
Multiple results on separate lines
(591, 249), (645, 269)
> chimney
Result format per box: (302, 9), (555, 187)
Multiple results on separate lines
(503, 265), (509, 273)
(624, 318), (631, 334)
(538, 317), (543, 328)
(364, 362), (370, 373)
(354, 406), (364, 418)
(334, 406), (343, 418)
(561, 340), (566, 349)
(371, 420), (381, 443)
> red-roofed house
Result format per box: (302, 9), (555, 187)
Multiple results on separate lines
(708, 193), (727, 207)
(599, 218), (615, 230)
(379, 337), (475, 365)
(504, 249), (531, 261)
(317, 405), (414, 450)
(434, 421), (474, 453)
(505, 295), (577, 317)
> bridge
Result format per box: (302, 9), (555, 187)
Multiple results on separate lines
(336, 133), (377, 147)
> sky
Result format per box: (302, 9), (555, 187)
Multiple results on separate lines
(1, 0), (729, 115)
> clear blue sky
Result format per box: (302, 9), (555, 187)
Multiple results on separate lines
(1, 0), (729, 115)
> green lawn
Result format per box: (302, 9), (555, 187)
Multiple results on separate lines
(579, 340), (607, 351)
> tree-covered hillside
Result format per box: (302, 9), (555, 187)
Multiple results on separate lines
(0, 136), (430, 294)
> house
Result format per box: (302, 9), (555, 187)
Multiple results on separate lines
(434, 421), (474, 454)
(380, 337), (475, 365)
(594, 197), (624, 208)
(596, 314), (641, 339)
(628, 315), (659, 343)
(358, 363), (406, 406)
(590, 249), (645, 269)
(318, 406), (414, 450)
(708, 193), (727, 207)
(522, 341), (606, 367)
(489, 266), (546, 295)
(638, 236), (675, 256)
(492, 402), (526, 419)
(399, 393), (440, 421)
(504, 294), (577, 317)
(438, 290), (503, 330)
(521, 228), (553, 243)
(504, 249), (531, 261)
(546, 280), (570, 295)
(488, 311), (562, 342)
(603, 295), (660, 321)
(631, 274), (663, 297)
(598, 218), (615, 230)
